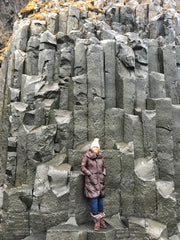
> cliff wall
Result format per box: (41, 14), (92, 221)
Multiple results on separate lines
(0, 0), (180, 239)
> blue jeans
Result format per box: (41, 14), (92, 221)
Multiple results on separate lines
(90, 196), (104, 215)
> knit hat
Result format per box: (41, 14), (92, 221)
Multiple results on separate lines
(91, 138), (100, 149)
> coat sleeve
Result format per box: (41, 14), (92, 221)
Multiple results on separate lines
(80, 153), (91, 176)
(102, 158), (106, 176)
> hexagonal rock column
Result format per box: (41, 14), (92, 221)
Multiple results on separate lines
(149, 71), (166, 98)
(9, 102), (28, 136)
(11, 19), (30, 52)
(38, 30), (57, 84)
(128, 217), (147, 240)
(101, 39), (116, 109)
(162, 45), (179, 104)
(116, 142), (135, 217)
(49, 109), (73, 153)
(47, 12), (59, 34)
(172, 105), (180, 219)
(134, 157), (156, 219)
(87, 228), (116, 240)
(2, 185), (32, 240)
(46, 224), (116, 240)
(156, 180), (177, 236)
(105, 108), (124, 149)
(25, 36), (40, 76)
(148, 39), (162, 73)
(30, 162), (71, 234)
(72, 74), (88, 148)
(67, 5), (80, 35)
(87, 44), (105, 145)
(59, 7), (68, 34)
(21, 74), (44, 108)
(68, 171), (90, 225)
(12, 50), (26, 89)
(116, 41), (135, 114)
(128, 217), (168, 240)
(27, 124), (57, 163)
(142, 110), (156, 158)
(124, 113), (144, 159)
(103, 150), (121, 217)
(147, 98), (174, 180)
(74, 39), (88, 76)
(46, 225), (88, 240)
(16, 125), (29, 186)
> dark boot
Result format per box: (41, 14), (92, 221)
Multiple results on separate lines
(99, 212), (107, 228)
(90, 213), (101, 231)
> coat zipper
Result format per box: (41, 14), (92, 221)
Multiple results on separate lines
(96, 159), (101, 193)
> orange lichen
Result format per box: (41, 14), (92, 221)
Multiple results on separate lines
(87, 4), (103, 13)
(163, 7), (167, 12)
(0, 47), (8, 54)
(40, 2), (48, 7)
(51, 8), (59, 13)
(28, 12), (46, 20)
(172, 15), (177, 21)
(0, 55), (4, 62)
(20, 0), (37, 13)
(0, 38), (10, 63)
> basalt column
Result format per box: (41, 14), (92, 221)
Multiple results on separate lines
(87, 43), (105, 145)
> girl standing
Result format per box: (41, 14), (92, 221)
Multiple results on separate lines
(81, 138), (107, 230)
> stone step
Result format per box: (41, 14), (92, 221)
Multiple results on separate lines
(46, 223), (116, 240)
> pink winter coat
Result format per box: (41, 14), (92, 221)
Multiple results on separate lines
(80, 149), (106, 199)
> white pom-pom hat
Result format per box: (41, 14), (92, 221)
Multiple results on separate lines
(91, 138), (100, 149)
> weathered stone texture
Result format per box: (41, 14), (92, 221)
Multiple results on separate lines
(72, 74), (88, 148)
(87, 44), (105, 144)
(101, 39), (116, 109)
(142, 110), (156, 157)
(134, 157), (156, 219)
(124, 113), (144, 159)
(105, 108), (124, 149)
(0, 0), (180, 239)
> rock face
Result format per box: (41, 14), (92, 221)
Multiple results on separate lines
(0, 0), (29, 49)
(0, 0), (180, 239)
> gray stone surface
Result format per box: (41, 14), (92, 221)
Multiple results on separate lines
(25, 36), (40, 75)
(30, 20), (46, 36)
(155, 98), (174, 180)
(134, 157), (156, 218)
(142, 110), (156, 157)
(162, 45), (179, 104)
(9, 102), (28, 136)
(68, 171), (90, 224)
(101, 39), (116, 109)
(87, 44), (105, 144)
(0, 0), (180, 239)
(74, 39), (88, 76)
(105, 108), (124, 149)
(21, 75), (44, 107)
(38, 48), (56, 84)
(49, 110), (73, 153)
(59, 8), (68, 34)
(116, 41), (136, 113)
(117, 142), (135, 217)
(27, 124), (57, 162)
(148, 39), (162, 73)
(2, 185), (32, 240)
(156, 180), (177, 235)
(124, 113), (144, 159)
(47, 12), (59, 34)
(149, 71), (166, 98)
(73, 75), (88, 148)
(11, 19), (30, 52)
